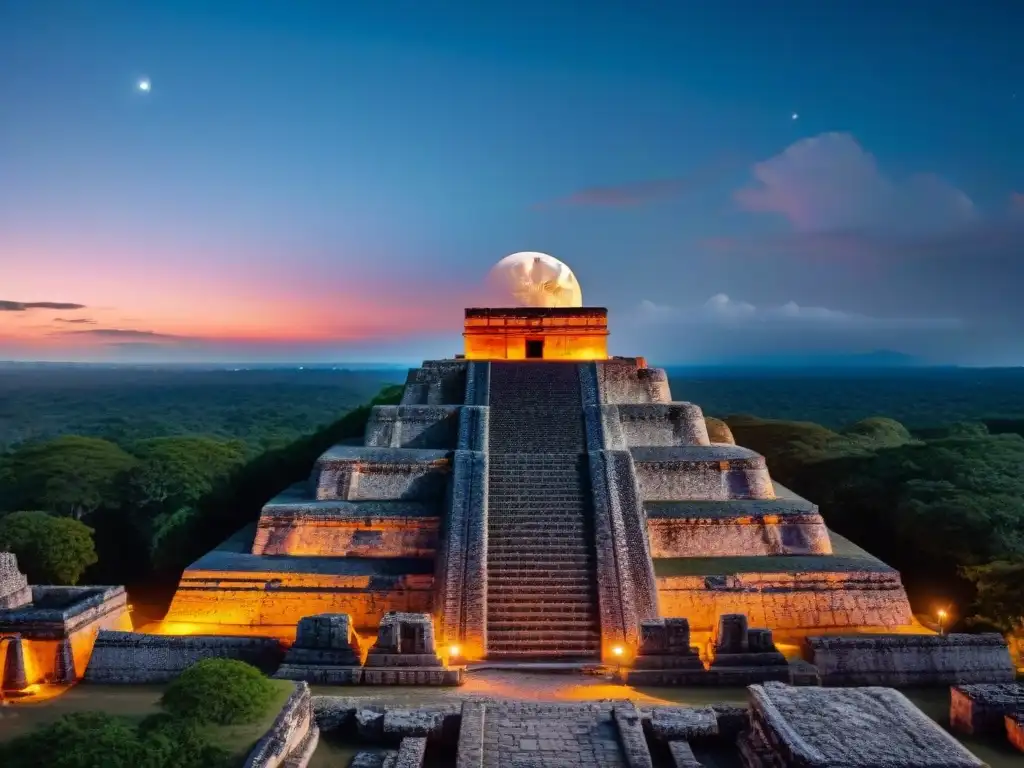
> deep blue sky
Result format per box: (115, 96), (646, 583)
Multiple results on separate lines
(2, 1), (1023, 364)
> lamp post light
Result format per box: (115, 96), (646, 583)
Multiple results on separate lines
(937, 609), (948, 636)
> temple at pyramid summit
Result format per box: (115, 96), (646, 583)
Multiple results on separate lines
(162, 252), (917, 662)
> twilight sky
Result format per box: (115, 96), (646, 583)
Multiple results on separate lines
(2, 1), (1023, 365)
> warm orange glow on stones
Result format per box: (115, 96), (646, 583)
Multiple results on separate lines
(463, 308), (609, 360)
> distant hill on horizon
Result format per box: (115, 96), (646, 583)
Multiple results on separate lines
(662, 349), (935, 370)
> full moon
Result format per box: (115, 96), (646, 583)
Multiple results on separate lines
(487, 252), (583, 308)
(137, 78), (151, 92)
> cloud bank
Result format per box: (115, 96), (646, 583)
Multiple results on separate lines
(638, 294), (961, 331)
(734, 132), (975, 235)
(1, 300), (87, 312)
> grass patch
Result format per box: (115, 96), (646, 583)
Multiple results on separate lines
(196, 678), (294, 761)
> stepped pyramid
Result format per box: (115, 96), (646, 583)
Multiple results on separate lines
(165, 304), (914, 661)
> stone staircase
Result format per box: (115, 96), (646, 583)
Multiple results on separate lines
(485, 363), (601, 660)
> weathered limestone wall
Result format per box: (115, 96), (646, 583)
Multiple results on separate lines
(597, 404), (711, 449)
(165, 569), (433, 639)
(593, 359), (671, 404)
(581, 364), (660, 656)
(657, 570), (913, 632)
(84, 630), (284, 683)
(312, 447), (451, 502)
(364, 405), (461, 449)
(253, 499), (439, 558)
(436, 449), (488, 657)
(805, 633), (1016, 686)
(646, 508), (831, 558)
(435, 361), (489, 657)
(0, 553), (31, 609)
(400, 362), (467, 406)
(632, 446), (776, 501)
(244, 682), (318, 768)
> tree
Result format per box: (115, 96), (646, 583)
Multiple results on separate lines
(118, 436), (247, 536)
(150, 385), (403, 575)
(2, 436), (137, 519)
(0, 511), (98, 584)
(961, 559), (1024, 632)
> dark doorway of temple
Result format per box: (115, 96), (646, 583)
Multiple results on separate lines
(399, 622), (418, 653)
(525, 339), (544, 358)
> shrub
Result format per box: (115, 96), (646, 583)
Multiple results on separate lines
(0, 712), (143, 768)
(0, 711), (233, 768)
(161, 658), (277, 725)
(137, 714), (233, 768)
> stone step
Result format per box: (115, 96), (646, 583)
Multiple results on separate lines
(483, 606), (598, 618)
(488, 592), (596, 604)
(487, 628), (601, 642)
(488, 543), (590, 554)
(488, 557), (593, 569)
(487, 614), (599, 628)
(488, 581), (593, 593)
(486, 649), (601, 661)
(488, 587), (595, 600)
(486, 639), (601, 652)
(488, 573), (592, 583)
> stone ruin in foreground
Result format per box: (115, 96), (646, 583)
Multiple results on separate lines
(0, 551), (130, 691)
(163, 299), (920, 662)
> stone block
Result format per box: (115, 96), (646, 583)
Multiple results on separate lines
(294, 613), (361, 658)
(745, 682), (985, 767)
(368, 612), (436, 657)
(356, 707), (386, 740)
(713, 613), (748, 654)
(394, 736), (427, 768)
(242, 681), (316, 768)
(613, 702), (654, 768)
(710, 704), (748, 739)
(455, 701), (485, 768)
(383, 709), (445, 741)
(350, 751), (396, 768)
(640, 620), (668, 655)
(667, 740), (703, 768)
(805, 633), (1016, 686)
(361, 667), (463, 686)
(949, 683), (1024, 736)
(1, 634), (28, 691)
(648, 707), (718, 741)
(0, 553), (31, 610)
(665, 618), (692, 653)
(83, 631), (284, 684)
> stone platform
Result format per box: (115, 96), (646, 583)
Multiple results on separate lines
(253, 488), (439, 558)
(655, 531), (914, 633)
(162, 525), (434, 640)
(646, 483), (831, 559)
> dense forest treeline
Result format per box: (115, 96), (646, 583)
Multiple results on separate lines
(0, 367), (405, 451)
(0, 367), (1022, 635)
